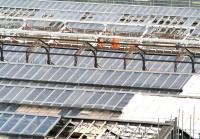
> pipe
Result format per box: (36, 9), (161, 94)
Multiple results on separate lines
(85, 42), (98, 68)
(38, 39), (51, 65)
(25, 45), (51, 65)
(139, 52), (146, 71)
(41, 45), (51, 65)
(0, 43), (4, 61)
(188, 54), (195, 73)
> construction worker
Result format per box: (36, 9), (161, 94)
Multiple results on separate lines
(112, 32), (120, 49)
(97, 37), (105, 48)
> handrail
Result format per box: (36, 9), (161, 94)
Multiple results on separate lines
(0, 42), (4, 61)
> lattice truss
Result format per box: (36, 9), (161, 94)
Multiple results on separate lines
(1, 0), (200, 45)
(48, 118), (175, 139)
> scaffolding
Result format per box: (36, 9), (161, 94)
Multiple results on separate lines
(46, 116), (178, 139)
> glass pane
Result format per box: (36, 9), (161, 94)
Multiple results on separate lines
(64, 90), (83, 106)
(105, 71), (123, 84)
(117, 93), (134, 108)
(13, 87), (34, 102)
(51, 68), (67, 81)
(35, 89), (53, 102)
(3, 87), (23, 102)
(12, 115), (34, 133)
(0, 114), (12, 128)
(142, 73), (160, 88)
(123, 72), (141, 86)
(1, 115), (23, 132)
(133, 73), (151, 87)
(32, 67), (49, 80)
(24, 66), (41, 79)
(107, 93), (125, 106)
(161, 75), (178, 88)
(115, 72), (131, 86)
(59, 68), (77, 82)
(45, 90), (63, 103)
(34, 117), (58, 135)
(24, 88), (44, 101)
(96, 70), (113, 84)
(15, 65), (32, 78)
(43, 67), (59, 80)
(69, 69), (86, 83)
(152, 74), (169, 88)
(85, 92), (104, 105)
(78, 69), (96, 83)
(54, 90), (73, 104)
(23, 116), (46, 134)
(73, 91), (93, 107)
(0, 64), (13, 76)
(96, 93), (114, 106)
(170, 75), (190, 89)
(5, 64), (23, 77)
(0, 86), (13, 99)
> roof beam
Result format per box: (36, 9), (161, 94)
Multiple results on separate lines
(0, 15), (195, 30)
(1, 28), (200, 46)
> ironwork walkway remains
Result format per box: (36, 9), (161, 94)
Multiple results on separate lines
(0, 0), (198, 138)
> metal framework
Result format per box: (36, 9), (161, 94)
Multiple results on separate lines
(0, 0), (200, 46)
(0, 34), (199, 73)
(0, 41), (3, 61)
(57, 0), (200, 8)
(46, 116), (177, 139)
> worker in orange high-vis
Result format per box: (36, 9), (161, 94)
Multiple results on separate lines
(112, 32), (120, 49)
(97, 37), (105, 48)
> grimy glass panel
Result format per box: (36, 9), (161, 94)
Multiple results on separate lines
(23, 116), (46, 134)
(77, 69), (96, 83)
(1, 115), (22, 132)
(73, 91), (93, 107)
(15, 65), (33, 78)
(161, 75), (179, 88)
(34, 89), (53, 102)
(96, 93), (114, 106)
(34, 117), (58, 135)
(115, 72), (131, 86)
(142, 73), (160, 88)
(104, 71), (123, 85)
(5, 64), (23, 77)
(0, 114), (12, 128)
(51, 68), (67, 81)
(85, 92), (104, 105)
(117, 93), (134, 108)
(24, 66), (41, 79)
(107, 93), (125, 106)
(0, 63), (191, 90)
(32, 66), (50, 80)
(63, 90), (83, 106)
(12, 87), (34, 102)
(12, 115), (35, 133)
(86, 70), (105, 84)
(69, 69), (86, 83)
(123, 72), (140, 86)
(96, 70), (113, 84)
(0, 86), (13, 99)
(42, 67), (59, 80)
(0, 64), (13, 76)
(54, 90), (73, 104)
(24, 88), (44, 101)
(60, 68), (77, 82)
(133, 73), (151, 87)
(151, 74), (169, 88)
(45, 90), (64, 103)
(3, 87), (23, 101)
(170, 75), (189, 89)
